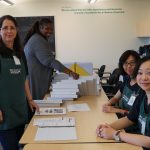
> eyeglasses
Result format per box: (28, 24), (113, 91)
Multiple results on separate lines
(123, 61), (136, 67)
(1, 26), (16, 31)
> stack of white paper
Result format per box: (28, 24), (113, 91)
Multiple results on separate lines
(34, 117), (77, 141)
(34, 99), (63, 107)
(34, 127), (77, 141)
(49, 73), (100, 100)
(50, 79), (80, 99)
(67, 103), (90, 112)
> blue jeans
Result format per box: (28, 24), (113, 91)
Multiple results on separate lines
(0, 125), (25, 150)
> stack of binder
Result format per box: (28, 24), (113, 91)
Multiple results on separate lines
(49, 73), (100, 100)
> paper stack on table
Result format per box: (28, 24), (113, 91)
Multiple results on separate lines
(67, 103), (90, 112)
(34, 117), (77, 141)
(34, 98), (63, 107)
(49, 73), (100, 100)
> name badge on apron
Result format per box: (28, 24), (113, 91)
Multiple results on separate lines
(127, 95), (136, 106)
(141, 118), (146, 135)
(13, 56), (21, 65)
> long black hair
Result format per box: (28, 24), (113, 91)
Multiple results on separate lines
(24, 18), (53, 46)
(0, 15), (22, 58)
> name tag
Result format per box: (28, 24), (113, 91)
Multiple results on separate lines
(141, 119), (146, 135)
(127, 95), (136, 106)
(13, 56), (21, 65)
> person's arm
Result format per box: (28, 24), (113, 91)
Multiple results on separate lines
(109, 90), (122, 105)
(119, 132), (150, 148)
(96, 117), (133, 136)
(102, 90), (127, 113)
(102, 105), (129, 114)
(25, 79), (39, 112)
(32, 36), (79, 79)
(105, 80), (125, 106)
(63, 67), (79, 79)
(110, 116), (134, 129)
(97, 122), (150, 149)
(104, 90), (122, 106)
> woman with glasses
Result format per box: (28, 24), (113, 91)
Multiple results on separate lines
(0, 15), (39, 150)
(96, 56), (150, 150)
(102, 50), (140, 133)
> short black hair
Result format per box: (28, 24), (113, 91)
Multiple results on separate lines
(119, 50), (140, 75)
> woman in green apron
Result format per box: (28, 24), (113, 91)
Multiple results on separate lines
(0, 15), (39, 150)
(96, 56), (150, 150)
(102, 50), (140, 117)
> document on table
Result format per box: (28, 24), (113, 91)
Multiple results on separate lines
(33, 117), (75, 127)
(34, 127), (77, 141)
(34, 107), (66, 116)
(67, 103), (90, 112)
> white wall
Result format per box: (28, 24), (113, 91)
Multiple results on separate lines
(0, 0), (150, 71)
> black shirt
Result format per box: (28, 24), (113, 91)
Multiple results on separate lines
(127, 90), (150, 150)
(120, 77), (140, 94)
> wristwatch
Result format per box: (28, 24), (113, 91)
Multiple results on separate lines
(113, 130), (121, 141)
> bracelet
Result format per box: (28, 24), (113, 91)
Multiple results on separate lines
(113, 130), (122, 141)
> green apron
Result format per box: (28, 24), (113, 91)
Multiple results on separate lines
(119, 85), (140, 133)
(138, 99), (150, 136)
(0, 55), (28, 130)
(120, 85), (139, 111)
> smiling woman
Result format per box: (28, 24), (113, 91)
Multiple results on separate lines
(23, 17), (79, 101)
(0, 15), (39, 150)
(136, 57), (150, 93)
(0, 19), (17, 49)
(101, 50), (143, 134)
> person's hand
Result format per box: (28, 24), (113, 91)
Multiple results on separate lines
(28, 100), (39, 112)
(96, 123), (109, 137)
(70, 71), (79, 79)
(102, 105), (116, 113)
(102, 102), (111, 111)
(0, 110), (3, 122)
(97, 124), (116, 140)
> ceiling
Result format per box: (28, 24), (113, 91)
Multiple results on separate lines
(0, 0), (149, 7)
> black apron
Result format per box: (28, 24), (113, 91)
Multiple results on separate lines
(0, 55), (28, 130)
(120, 85), (140, 133)
(138, 99), (150, 136)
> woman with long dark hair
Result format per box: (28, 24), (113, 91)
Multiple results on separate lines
(24, 18), (79, 100)
(0, 15), (38, 150)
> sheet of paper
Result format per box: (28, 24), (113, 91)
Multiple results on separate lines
(67, 103), (90, 112)
(33, 117), (75, 127)
(34, 107), (66, 116)
(34, 127), (77, 141)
